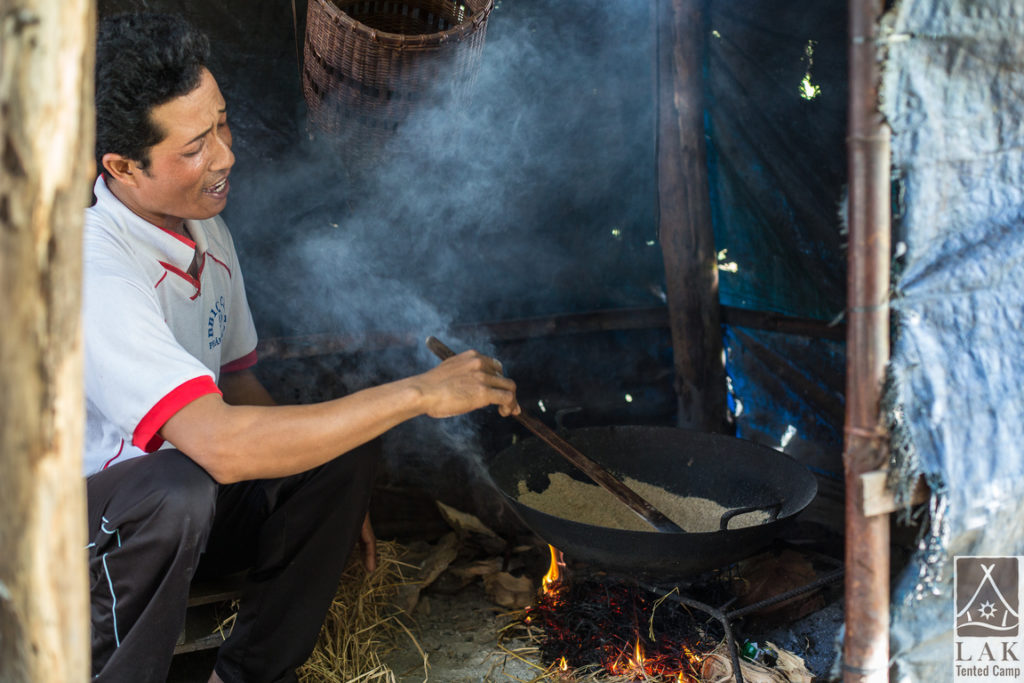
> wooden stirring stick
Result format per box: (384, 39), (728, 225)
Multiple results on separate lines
(425, 336), (684, 533)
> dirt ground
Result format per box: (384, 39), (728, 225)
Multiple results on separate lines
(168, 581), (547, 683)
(168, 578), (842, 683)
(382, 582), (545, 682)
(168, 520), (844, 683)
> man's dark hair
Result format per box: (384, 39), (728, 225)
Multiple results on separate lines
(95, 13), (211, 171)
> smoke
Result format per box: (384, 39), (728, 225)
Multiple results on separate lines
(223, 0), (662, 465)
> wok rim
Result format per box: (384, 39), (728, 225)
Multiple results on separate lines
(489, 424), (819, 537)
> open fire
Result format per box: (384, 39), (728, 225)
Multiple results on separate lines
(524, 546), (725, 681)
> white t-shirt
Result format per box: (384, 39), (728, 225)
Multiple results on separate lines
(82, 175), (259, 476)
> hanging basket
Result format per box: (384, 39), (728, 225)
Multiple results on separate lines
(303, 0), (493, 164)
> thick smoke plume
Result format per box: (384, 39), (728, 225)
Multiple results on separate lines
(222, 0), (662, 475)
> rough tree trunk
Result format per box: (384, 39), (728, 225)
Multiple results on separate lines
(0, 0), (95, 679)
(655, 0), (728, 432)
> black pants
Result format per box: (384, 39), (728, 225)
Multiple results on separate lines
(86, 443), (379, 683)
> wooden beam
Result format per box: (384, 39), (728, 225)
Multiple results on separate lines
(256, 305), (847, 361)
(0, 0), (95, 679)
(655, 0), (728, 432)
(860, 471), (930, 517)
(721, 306), (846, 342)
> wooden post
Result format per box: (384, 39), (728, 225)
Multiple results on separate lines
(843, 0), (891, 680)
(0, 0), (95, 679)
(655, 0), (727, 432)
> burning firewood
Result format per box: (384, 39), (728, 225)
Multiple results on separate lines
(522, 575), (724, 681)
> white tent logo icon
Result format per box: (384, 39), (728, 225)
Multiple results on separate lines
(956, 557), (1020, 638)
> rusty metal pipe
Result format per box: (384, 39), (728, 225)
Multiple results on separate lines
(843, 0), (892, 680)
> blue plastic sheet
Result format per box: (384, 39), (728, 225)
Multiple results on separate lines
(881, 1), (1024, 679)
(706, 0), (848, 479)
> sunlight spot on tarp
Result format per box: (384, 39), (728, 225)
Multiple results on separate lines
(800, 75), (821, 100)
(716, 248), (739, 273)
(611, 227), (622, 239)
(537, 399), (547, 413)
(712, 29), (721, 39)
(726, 375), (742, 418)
(779, 424), (798, 450)
(799, 40), (822, 100)
(624, 393), (633, 403)
(646, 240), (656, 247)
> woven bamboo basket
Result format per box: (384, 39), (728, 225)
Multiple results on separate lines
(303, 0), (493, 166)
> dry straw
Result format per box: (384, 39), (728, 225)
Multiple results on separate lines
(297, 540), (425, 683)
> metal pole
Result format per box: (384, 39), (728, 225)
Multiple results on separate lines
(843, 0), (891, 680)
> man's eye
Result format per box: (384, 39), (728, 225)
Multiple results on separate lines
(183, 146), (202, 157)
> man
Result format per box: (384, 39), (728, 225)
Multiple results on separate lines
(84, 13), (519, 683)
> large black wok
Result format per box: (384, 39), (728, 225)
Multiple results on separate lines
(489, 425), (818, 581)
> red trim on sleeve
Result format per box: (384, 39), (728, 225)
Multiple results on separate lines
(221, 349), (258, 374)
(133, 376), (222, 453)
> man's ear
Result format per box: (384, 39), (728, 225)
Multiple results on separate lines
(101, 153), (140, 187)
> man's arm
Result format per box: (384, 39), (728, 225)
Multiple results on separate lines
(160, 350), (518, 485)
(218, 367), (380, 570)
(219, 368), (277, 407)
(216, 368), (380, 573)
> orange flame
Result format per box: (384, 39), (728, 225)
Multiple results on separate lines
(542, 545), (566, 594)
(630, 637), (646, 670)
(533, 554), (713, 682)
(600, 636), (707, 681)
(683, 644), (703, 666)
(607, 638), (648, 677)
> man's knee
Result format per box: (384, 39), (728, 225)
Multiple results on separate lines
(150, 452), (219, 525)
(89, 451), (218, 545)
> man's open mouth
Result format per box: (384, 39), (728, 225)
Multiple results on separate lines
(204, 177), (229, 195)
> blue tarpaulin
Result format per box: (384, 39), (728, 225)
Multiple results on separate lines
(881, 1), (1024, 679)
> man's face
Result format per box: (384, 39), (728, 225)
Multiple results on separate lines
(127, 67), (235, 230)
